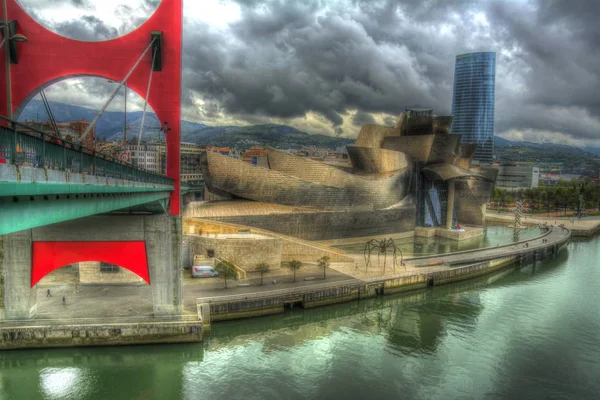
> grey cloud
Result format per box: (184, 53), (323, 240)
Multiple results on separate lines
(383, 116), (396, 126)
(52, 15), (118, 41)
(352, 110), (376, 127)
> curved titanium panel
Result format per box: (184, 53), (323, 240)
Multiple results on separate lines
(453, 143), (479, 169)
(355, 124), (399, 148)
(394, 112), (407, 135)
(346, 146), (411, 173)
(432, 116), (454, 134)
(201, 151), (412, 211)
(454, 179), (495, 226)
(427, 134), (461, 164)
(459, 143), (478, 159)
(382, 135), (435, 162)
(267, 149), (358, 187)
(405, 116), (433, 136)
(423, 163), (488, 181)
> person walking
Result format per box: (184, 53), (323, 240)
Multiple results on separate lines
(62, 295), (66, 306)
(74, 283), (79, 293)
(46, 289), (52, 297)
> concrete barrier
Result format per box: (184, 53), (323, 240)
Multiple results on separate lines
(0, 318), (203, 350)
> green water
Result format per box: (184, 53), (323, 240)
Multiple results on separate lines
(1, 237), (599, 400)
(335, 225), (542, 256)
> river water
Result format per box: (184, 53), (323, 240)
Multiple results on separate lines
(1, 237), (599, 400)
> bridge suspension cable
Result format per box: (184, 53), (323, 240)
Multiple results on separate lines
(137, 47), (158, 146)
(79, 36), (157, 143)
(39, 89), (60, 137)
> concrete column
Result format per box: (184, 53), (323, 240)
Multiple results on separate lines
(2, 230), (37, 319)
(144, 215), (183, 316)
(446, 179), (456, 229)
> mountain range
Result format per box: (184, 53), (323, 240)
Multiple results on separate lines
(18, 100), (352, 150)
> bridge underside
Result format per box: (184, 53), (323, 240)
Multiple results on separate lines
(1, 215), (183, 320)
(0, 164), (173, 235)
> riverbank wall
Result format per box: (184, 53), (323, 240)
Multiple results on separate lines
(0, 317), (203, 350)
(198, 230), (570, 322)
(486, 214), (600, 238)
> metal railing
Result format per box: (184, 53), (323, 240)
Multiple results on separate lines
(0, 116), (173, 186)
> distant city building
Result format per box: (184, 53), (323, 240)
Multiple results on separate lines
(22, 119), (96, 149)
(242, 146), (269, 167)
(120, 143), (162, 173)
(451, 52), (496, 164)
(118, 141), (205, 183)
(496, 166), (540, 190)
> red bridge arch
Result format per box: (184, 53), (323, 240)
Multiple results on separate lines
(32, 241), (150, 287)
(0, 0), (183, 215)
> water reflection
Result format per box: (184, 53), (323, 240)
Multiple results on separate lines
(208, 249), (567, 355)
(0, 345), (204, 400)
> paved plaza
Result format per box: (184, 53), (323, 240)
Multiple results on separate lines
(1, 219), (577, 324)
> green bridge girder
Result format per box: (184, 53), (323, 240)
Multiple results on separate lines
(0, 182), (174, 197)
(0, 191), (172, 235)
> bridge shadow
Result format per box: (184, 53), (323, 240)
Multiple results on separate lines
(35, 262), (153, 320)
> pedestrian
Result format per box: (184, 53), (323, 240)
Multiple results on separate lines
(74, 282), (79, 293)
(46, 289), (52, 297)
(62, 295), (66, 305)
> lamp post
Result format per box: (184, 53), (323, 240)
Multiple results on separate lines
(2, 0), (28, 119)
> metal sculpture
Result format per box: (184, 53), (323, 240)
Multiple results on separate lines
(363, 238), (405, 274)
(513, 199), (524, 242)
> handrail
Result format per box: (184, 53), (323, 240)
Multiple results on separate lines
(0, 115), (173, 185)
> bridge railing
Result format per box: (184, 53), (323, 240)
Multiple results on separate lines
(0, 117), (173, 186)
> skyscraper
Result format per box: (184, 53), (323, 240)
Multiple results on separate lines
(451, 52), (496, 164)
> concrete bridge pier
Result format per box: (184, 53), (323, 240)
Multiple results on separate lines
(2, 230), (37, 319)
(145, 216), (183, 316)
(1, 215), (183, 320)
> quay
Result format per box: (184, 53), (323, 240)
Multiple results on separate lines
(0, 315), (202, 350)
(197, 224), (571, 323)
(486, 213), (600, 237)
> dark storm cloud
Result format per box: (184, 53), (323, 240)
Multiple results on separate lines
(486, 0), (600, 140)
(21, 0), (600, 142)
(53, 15), (119, 41)
(383, 116), (396, 126)
(352, 110), (376, 126)
(183, 0), (446, 130)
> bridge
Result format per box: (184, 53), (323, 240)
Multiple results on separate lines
(0, 0), (188, 321)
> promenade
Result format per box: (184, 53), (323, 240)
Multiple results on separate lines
(0, 222), (574, 326)
(486, 212), (600, 237)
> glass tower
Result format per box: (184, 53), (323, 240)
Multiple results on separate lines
(451, 52), (496, 164)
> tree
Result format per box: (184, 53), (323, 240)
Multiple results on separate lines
(287, 260), (302, 282)
(215, 261), (238, 289)
(255, 262), (270, 285)
(317, 256), (330, 280)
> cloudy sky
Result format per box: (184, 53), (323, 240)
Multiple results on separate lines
(17, 0), (600, 146)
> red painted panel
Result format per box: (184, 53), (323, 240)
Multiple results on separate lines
(32, 241), (150, 287)
(1, 0), (182, 215)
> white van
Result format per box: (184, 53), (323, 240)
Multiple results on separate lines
(192, 265), (219, 278)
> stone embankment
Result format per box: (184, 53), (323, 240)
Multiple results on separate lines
(0, 315), (203, 350)
(198, 225), (571, 322)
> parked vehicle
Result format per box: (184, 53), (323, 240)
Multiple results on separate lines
(192, 265), (219, 278)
